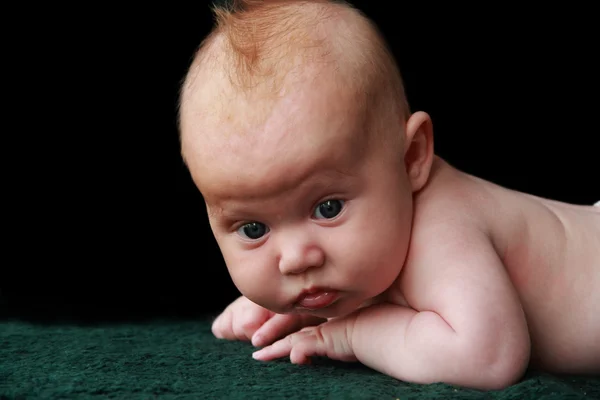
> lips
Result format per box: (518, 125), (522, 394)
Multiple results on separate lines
(295, 289), (339, 310)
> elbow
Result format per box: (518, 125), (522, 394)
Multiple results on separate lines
(464, 329), (531, 390)
(477, 347), (530, 390)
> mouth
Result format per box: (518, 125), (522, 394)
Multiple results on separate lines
(294, 288), (339, 310)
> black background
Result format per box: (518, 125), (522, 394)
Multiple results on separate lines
(2, 2), (598, 322)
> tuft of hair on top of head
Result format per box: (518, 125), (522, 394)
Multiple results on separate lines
(179, 0), (411, 150)
(208, 0), (345, 91)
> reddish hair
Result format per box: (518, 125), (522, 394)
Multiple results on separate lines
(179, 0), (410, 150)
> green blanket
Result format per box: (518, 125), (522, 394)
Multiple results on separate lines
(1, 319), (598, 399)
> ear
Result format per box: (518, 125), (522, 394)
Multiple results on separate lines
(404, 111), (434, 192)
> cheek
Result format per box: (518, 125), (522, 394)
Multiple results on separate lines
(329, 194), (412, 280)
(219, 240), (281, 302)
(338, 213), (409, 264)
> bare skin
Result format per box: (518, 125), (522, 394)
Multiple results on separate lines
(410, 158), (600, 374)
(182, 3), (599, 388)
(204, 101), (599, 390)
(212, 156), (600, 387)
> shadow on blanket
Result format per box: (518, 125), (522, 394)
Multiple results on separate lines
(1, 318), (598, 399)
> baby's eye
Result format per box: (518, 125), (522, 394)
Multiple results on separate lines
(237, 222), (269, 240)
(313, 199), (345, 219)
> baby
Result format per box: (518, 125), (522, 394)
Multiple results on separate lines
(178, 0), (600, 390)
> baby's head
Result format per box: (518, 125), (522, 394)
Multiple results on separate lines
(179, 0), (434, 318)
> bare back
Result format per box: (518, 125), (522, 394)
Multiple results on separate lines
(395, 157), (600, 375)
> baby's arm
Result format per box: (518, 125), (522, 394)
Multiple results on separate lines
(254, 228), (530, 390)
(350, 228), (531, 390)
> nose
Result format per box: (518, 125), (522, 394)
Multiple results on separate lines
(277, 232), (325, 275)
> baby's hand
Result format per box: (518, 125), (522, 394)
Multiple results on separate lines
(211, 296), (325, 347)
(252, 315), (358, 364)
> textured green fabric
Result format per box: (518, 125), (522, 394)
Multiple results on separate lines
(1, 319), (598, 399)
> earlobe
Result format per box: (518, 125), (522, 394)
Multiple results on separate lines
(404, 111), (434, 192)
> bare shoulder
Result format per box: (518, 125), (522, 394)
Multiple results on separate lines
(395, 157), (600, 374)
(386, 159), (531, 377)
(397, 158), (517, 309)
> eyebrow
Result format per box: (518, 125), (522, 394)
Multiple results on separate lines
(207, 167), (357, 220)
(206, 206), (221, 219)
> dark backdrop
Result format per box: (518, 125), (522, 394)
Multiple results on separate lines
(2, 2), (597, 322)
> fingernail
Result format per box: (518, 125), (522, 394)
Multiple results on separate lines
(252, 350), (263, 360)
(252, 333), (262, 347)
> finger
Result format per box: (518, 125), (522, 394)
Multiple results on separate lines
(290, 337), (323, 365)
(293, 328), (358, 364)
(252, 314), (326, 347)
(232, 306), (271, 342)
(252, 314), (301, 347)
(211, 311), (234, 340)
(252, 334), (298, 361)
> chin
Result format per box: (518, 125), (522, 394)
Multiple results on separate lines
(304, 301), (362, 319)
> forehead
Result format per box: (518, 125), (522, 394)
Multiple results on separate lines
(182, 74), (368, 203)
